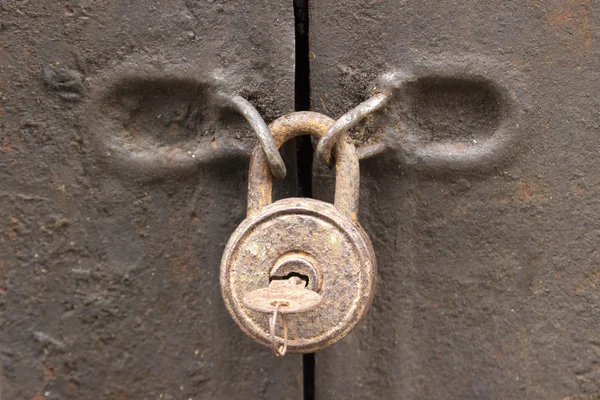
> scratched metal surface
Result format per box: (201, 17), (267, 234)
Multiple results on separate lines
(0, 1), (301, 399)
(310, 1), (600, 399)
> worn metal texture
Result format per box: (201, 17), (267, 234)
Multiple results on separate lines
(243, 279), (322, 315)
(221, 112), (377, 353)
(0, 1), (301, 399)
(315, 90), (391, 167)
(311, 1), (600, 399)
(218, 93), (287, 180)
(247, 112), (360, 219)
(220, 197), (377, 353)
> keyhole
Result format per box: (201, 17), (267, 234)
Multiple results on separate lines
(269, 252), (322, 292)
(269, 272), (309, 288)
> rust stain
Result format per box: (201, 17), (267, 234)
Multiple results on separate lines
(319, 97), (328, 113)
(544, 0), (591, 55)
(516, 181), (534, 200)
(1, 136), (16, 153)
(515, 179), (548, 203)
(32, 393), (43, 400)
(8, 216), (22, 239)
(211, 136), (217, 148)
(43, 366), (56, 378)
(547, 13), (570, 24)
(171, 239), (194, 283)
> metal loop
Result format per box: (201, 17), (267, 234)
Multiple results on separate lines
(219, 93), (287, 180)
(247, 112), (360, 221)
(269, 302), (289, 357)
(315, 90), (392, 166)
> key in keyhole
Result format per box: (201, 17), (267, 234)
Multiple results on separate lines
(243, 277), (322, 356)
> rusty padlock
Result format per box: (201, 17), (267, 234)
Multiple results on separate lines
(220, 111), (377, 353)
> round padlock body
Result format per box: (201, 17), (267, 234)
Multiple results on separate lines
(220, 197), (377, 353)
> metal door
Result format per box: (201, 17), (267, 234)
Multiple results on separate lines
(0, 1), (302, 399)
(310, 1), (600, 399)
(2, 1), (599, 399)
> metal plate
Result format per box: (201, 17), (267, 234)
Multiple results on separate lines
(311, 0), (600, 398)
(220, 198), (377, 353)
(0, 1), (300, 398)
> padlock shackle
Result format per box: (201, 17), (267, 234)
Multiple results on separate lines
(247, 112), (360, 221)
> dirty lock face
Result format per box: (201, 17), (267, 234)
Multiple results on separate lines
(220, 111), (377, 354)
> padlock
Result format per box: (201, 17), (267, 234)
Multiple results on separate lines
(220, 111), (377, 353)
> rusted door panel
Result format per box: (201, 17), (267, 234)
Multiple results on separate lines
(311, 1), (600, 399)
(0, 1), (301, 399)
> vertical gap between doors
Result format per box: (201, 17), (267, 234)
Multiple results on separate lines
(293, 0), (315, 399)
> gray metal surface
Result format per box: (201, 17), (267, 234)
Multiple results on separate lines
(0, 1), (301, 399)
(311, 1), (600, 399)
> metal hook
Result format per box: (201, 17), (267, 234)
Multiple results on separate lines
(315, 89), (392, 167)
(218, 92), (287, 180)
